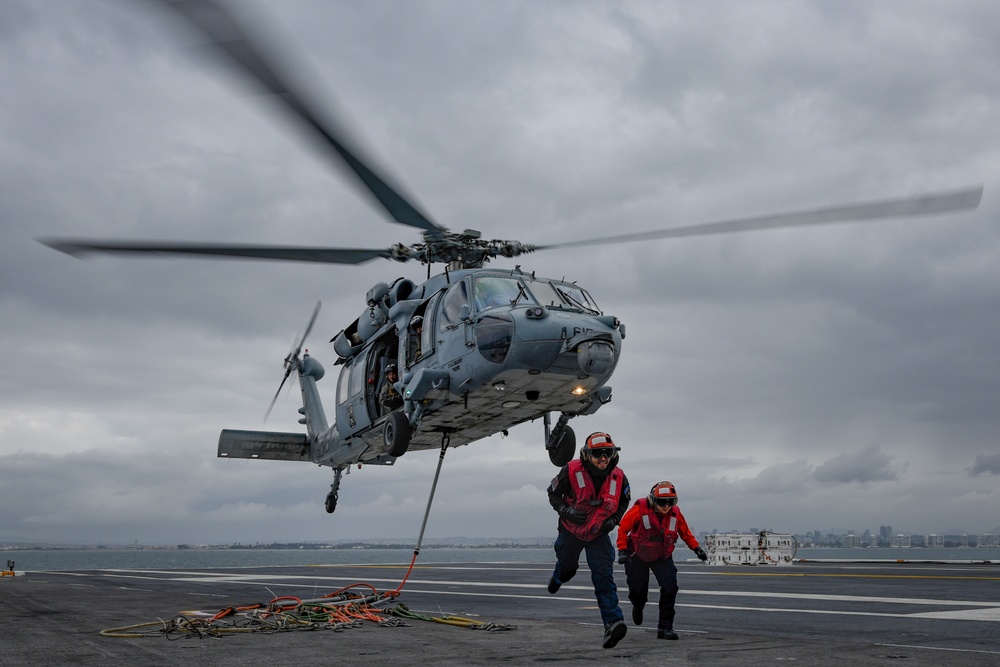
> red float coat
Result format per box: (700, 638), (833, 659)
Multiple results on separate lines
(616, 498), (700, 562)
(559, 458), (626, 540)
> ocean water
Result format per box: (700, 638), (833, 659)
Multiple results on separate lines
(4, 545), (998, 572)
(794, 547), (1000, 562)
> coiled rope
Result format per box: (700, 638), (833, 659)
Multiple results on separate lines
(101, 434), (515, 639)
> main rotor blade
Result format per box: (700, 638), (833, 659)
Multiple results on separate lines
(155, 0), (445, 234)
(39, 239), (394, 265)
(534, 185), (983, 251)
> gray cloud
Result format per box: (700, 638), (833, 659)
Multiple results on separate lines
(969, 453), (1000, 476)
(812, 445), (902, 484)
(2, 0), (999, 545)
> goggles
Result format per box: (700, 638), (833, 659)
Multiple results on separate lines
(654, 497), (676, 508)
(590, 449), (615, 460)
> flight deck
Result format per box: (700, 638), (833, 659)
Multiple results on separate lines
(3, 559), (999, 666)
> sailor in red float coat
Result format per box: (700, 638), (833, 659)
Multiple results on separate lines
(615, 481), (708, 640)
(559, 458), (626, 539)
(617, 499), (699, 561)
(546, 432), (631, 649)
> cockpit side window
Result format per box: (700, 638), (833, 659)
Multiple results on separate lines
(439, 280), (470, 330)
(473, 277), (523, 312)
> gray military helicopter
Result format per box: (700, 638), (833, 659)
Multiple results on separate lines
(41, 1), (982, 514)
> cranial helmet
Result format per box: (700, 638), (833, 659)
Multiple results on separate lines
(385, 363), (398, 374)
(410, 316), (423, 330)
(648, 481), (677, 508)
(582, 432), (620, 464)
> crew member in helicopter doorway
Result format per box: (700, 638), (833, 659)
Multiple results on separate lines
(379, 364), (403, 415)
(616, 480), (708, 640)
(547, 432), (631, 649)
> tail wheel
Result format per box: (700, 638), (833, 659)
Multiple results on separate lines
(548, 425), (576, 466)
(384, 411), (411, 457)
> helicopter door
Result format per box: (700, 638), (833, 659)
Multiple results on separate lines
(336, 353), (369, 434)
(365, 334), (397, 421)
(432, 279), (476, 369)
(404, 292), (442, 368)
(335, 332), (397, 435)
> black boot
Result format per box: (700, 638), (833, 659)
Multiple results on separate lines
(657, 628), (679, 640)
(631, 605), (643, 625)
(603, 620), (627, 648)
(547, 577), (560, 594)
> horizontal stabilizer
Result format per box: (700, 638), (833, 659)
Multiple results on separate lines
(218, 429), (311, 462)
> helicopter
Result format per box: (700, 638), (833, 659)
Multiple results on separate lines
(40, 0), (982, 515)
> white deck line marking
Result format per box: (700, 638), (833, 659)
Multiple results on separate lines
(84, 569), (1000, 622)
(877, 642), (1000, 656)
(92, 569), (1000, 608)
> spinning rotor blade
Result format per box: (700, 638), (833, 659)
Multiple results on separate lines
(264, 370), (291, 423)
(265, 301), (321, 422)
(294, 300), (322, 357)
(156, 0), (444, 234)
(39, 240), (394, 265)
(533, 185), (983, 252)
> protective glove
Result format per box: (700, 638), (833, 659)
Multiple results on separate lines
(599, 518), (618, 534)
(558, 506), (587, 525)
(616, 549), (631, 565)
(694, 546), (708, 561)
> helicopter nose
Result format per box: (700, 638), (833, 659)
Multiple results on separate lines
(577, 340), (616, 375)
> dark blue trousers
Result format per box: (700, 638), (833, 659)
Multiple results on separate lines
(551, 528), (624, 626)
(624, 556), (679, 630)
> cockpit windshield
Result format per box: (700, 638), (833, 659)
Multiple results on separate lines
(525, 279), (600, 314)
(473, 277), (523, 311)
(473, 275), (601, 314)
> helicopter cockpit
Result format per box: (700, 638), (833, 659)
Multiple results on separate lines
(470, 275), (602, 314)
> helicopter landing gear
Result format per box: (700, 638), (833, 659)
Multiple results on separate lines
(384, 411), (412, 457)
(325, 468), (343, 514)
(545, 413), (576, 466)
(547, 425), (576, 466)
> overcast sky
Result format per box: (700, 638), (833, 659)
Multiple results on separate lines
(2, 0), (998, 546)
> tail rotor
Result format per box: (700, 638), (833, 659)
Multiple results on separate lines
(265, 301), (321, 422)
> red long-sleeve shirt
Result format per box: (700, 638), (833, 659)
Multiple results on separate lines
(616, 502), (700, 553)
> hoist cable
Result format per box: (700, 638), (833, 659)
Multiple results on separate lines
(392, 433), (450, 594)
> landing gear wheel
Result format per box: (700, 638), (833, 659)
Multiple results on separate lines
(325, 492), (338, 514)
(384, 410), (412, 457)
(548, 425), (576, 466)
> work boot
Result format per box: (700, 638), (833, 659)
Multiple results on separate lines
(657, 628), (679, 640)
(602, 620), (627, 648)
(631, 605), (643, 625)
(547, 577), (560, 594)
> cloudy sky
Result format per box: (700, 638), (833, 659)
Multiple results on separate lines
(2, 0), (998, 546)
